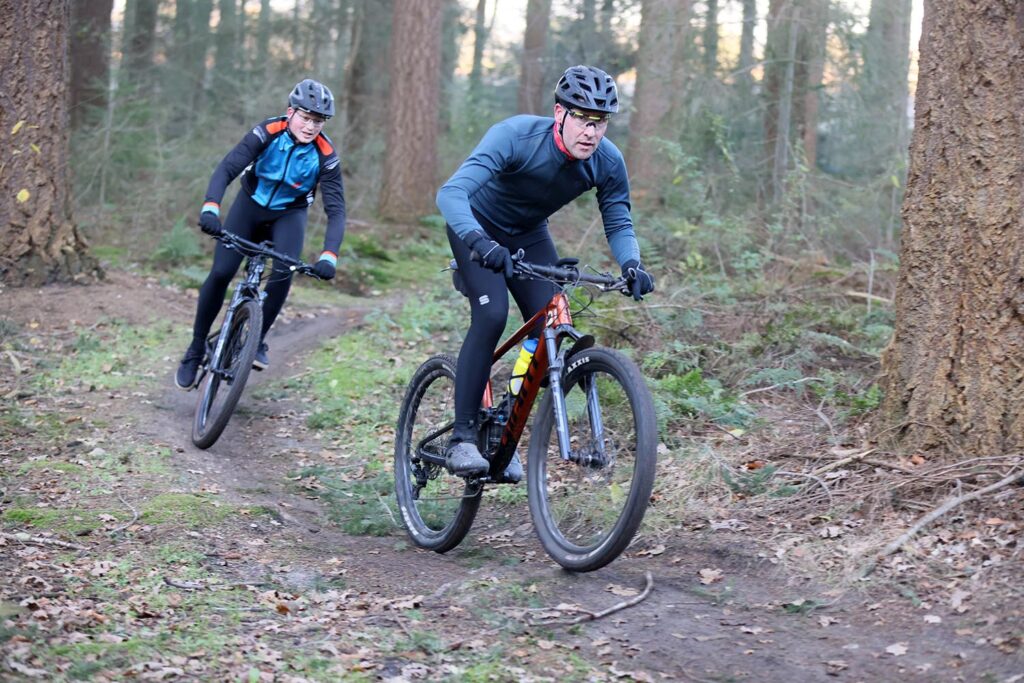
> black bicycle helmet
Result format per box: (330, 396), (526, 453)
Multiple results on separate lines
(288, 78), (335, 119)
(554, 65), (619, 114)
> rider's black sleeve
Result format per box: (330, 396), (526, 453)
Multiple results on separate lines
(318, 160), (346, 255)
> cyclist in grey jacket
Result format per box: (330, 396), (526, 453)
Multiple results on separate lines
(436, 65), (655, 479)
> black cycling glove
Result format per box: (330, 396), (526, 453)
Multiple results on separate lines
(621, 260), (655, 301)
(198, 211), (223, 237)
(312, 258), (336, 280)
(464, 230), (514, 279)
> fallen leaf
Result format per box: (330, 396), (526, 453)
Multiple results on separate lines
(699, 568), (723, 585)
(950, 589), (971, 613)
(885, 642), (908, 657)
(636, 544), (666, 557)
(923, 615), (942, 624)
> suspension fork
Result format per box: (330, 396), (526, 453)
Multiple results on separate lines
(543, 326), (574, 462)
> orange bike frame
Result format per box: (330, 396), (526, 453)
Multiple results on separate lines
(480, 291), (576, 461)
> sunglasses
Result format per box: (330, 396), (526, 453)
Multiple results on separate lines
(566, 108), (611, 126)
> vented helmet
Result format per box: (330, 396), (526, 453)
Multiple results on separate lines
(289, 79), (335, 119)
(554, 65), (619, 114)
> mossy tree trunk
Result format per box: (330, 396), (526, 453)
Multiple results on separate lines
(0, 0), (99, 286)
(880, 0), (1024, 455)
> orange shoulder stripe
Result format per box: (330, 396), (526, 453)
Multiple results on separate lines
(266, 120), (287, 134)
(315, 135), (334, 155)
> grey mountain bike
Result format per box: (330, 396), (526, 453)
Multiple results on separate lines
(190, 232), (319, 449)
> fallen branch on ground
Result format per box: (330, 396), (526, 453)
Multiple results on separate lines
(529, 571), (654, 626)
(775, 470), (834, 509)
(1, 532), (88, 551)
(108, 490), (140, 536)
(860, 467), (1024, 578)
(811, 449), (876, 476)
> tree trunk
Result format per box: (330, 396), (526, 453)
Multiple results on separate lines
(578, 0), (598, 62)
(439, 0), (463, 131)
(122, 0), (158, 93)
(703, 0), (718, 76)
(187, 0), (214, 112)
(256, 0), (271, 75)
(378, 0), (442, 222)
(469, 0), (488, 94)
(763, 0), (827, 202)
(628, 0), (690, 205)
(70, 0), (113, 128)
(0, 0), (99, 285)
(346, 0), (392, 155)
(864, 0), (912, 247)
(797, 0), (827, 170)
(213, 0), (239, 109)
(879, 0), (1024, 455)
(518, 0), (552, 115)
(737, 0), (756, 95)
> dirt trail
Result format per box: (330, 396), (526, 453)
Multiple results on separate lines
(3, 272), (1021, 681)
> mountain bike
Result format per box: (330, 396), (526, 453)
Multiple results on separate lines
(394, 255), (657, 572)
(190, 232), (319, 449)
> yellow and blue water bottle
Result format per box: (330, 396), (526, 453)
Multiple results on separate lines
(508, 338), (539, 396)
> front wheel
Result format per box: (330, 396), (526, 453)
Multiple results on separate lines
(191, 299), (262, 449)
(527, 347), (657, 572)
(394, 354), (481, 552)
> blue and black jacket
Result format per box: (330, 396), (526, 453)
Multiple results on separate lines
(436, 115), (639, 267)
(203, 116), (346, 254)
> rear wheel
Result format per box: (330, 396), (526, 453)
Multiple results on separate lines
(191, 300), (262, 449)
(527, 347), (657, 572)
(394, 354), (481, 552)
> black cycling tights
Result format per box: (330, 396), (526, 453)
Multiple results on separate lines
(446, 225), (559, 442)
(191, 192), (307, 345)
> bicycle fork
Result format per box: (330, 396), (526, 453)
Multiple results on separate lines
(543, 328), (608, 468)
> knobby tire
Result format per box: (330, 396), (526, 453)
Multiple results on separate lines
(191, 299), (262, 449)
(394, 354), (481, 552)
(527, 346), (657, 572)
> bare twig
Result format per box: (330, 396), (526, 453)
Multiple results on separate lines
(108, 490), (140, 536)
(1, 532), (88, 551)
(375, 492), (399, 528)
(811, 449), (876, 476)
(529, 571), (654, 626)
(775, 470), (834, 509)
(860, 468), (1024, 578)
(740, 377), (823, 398)
(163, 576), (270, 590)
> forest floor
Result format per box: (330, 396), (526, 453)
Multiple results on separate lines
(1, 267), (1021, 682)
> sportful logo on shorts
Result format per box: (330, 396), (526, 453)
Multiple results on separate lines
(478, 295), (490, 305)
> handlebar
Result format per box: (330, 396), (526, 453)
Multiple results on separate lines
(465, 249), (628, 292)
(215, 231), (320, 279)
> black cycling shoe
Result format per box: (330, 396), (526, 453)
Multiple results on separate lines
(252, 342), (269, 371)
(445, 441), (489, 477)
(175, 339), (205, 390)
(497, 453), (523, 484)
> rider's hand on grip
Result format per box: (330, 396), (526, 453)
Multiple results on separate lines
(465, 230), (514, 279)
(198, 212), (223, 237)
(312, 258), (336, 280)
(620, 260), (655, 301)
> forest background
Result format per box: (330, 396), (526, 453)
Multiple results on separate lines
(1, 0), (1022, 680)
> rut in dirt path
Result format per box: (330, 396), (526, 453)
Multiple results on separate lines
(124, 293), (1019, 683)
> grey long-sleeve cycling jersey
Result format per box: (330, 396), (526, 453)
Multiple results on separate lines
(436, 115), (639, 266)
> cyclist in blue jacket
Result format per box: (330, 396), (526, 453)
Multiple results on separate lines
(436, 65), (655, 479)
(176, 79), (346, 390)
